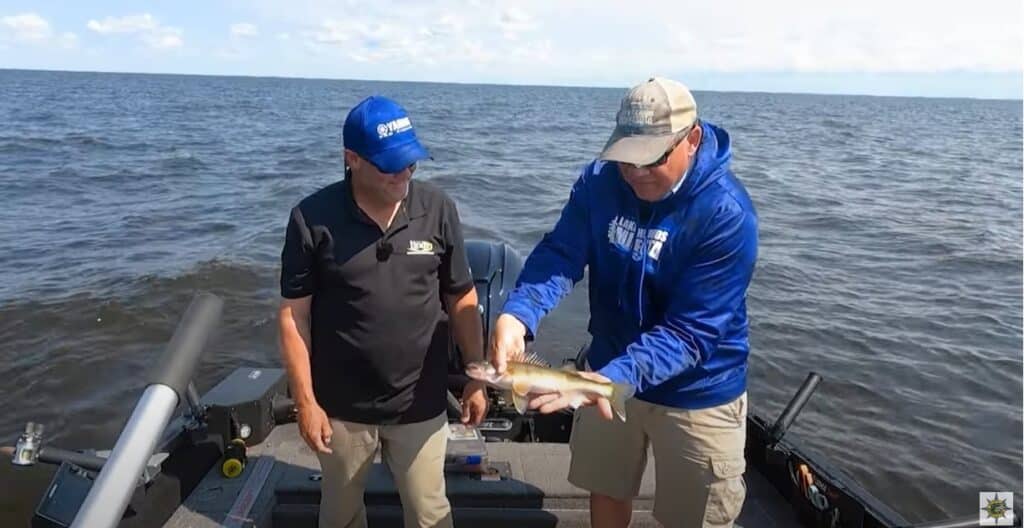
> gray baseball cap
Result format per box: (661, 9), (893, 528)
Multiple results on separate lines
(599, 77), (698, 166)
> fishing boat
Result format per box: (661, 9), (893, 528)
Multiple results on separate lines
(5, 240), (1009, 528)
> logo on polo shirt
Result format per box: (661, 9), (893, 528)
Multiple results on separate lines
(407, 240), (435, 255)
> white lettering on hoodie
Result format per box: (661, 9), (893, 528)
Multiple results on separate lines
(607, 216), (669, 261)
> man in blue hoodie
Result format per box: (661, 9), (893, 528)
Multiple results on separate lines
(489, 77), (758, 528)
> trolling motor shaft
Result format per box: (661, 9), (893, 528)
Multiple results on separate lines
(4, 428), (108, 472)
(69, 292), (223, 528)
(6, 421), (106, 474)
(769, 372), (822, 445)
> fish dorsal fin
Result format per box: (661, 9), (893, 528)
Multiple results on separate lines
(524, 349), (548, 366)
(507, 349), (548, 366)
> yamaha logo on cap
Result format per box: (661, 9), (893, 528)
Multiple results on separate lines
(376, 117), (413, 139)
(343, 95), (431, 174)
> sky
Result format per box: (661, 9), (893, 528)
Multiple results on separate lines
(1, 0), (1021, 99)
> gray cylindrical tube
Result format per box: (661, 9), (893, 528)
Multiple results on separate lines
(70, 292), (223, 528)
(38, 446), (107, 473)
(70, 384), (179, 528)
(768, 371), (822, 444)
(186, 381), (204, 417)
(145, 292), (223, 401)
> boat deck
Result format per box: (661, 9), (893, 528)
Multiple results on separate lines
(166, 423), (802, 527)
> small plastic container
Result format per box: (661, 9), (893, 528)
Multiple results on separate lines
(444, 423), (488, 469)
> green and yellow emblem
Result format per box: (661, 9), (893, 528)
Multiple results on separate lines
(981, 494), (1011, 522)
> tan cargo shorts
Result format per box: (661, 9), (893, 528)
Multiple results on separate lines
(568, 393), (748, 528)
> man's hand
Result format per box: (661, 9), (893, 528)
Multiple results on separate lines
(297, 402), (334, 454)
(489, 314), (527, 374)
(527, 371), (615, 420)
(461, 380), (489, 426)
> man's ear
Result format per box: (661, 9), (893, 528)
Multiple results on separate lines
(343, 149), (360, 169)
(685, 124), (702, 156)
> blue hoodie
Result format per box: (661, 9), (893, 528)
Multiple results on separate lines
(501, 121), (758, 410)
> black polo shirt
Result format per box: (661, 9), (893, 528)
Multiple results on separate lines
(280, 177), (473, 424)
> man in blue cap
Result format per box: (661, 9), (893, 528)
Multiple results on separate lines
(277, 95), (488, 528)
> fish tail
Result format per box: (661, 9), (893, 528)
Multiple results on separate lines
(610, 382), (635, 422)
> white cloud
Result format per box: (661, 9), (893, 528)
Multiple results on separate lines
(310, 19), (354, 44)
(296, 4), (551, 68)
(87, 14), (157, 34)
(638, 0), (1020, 74)
(654, 3), (1021, 74)
(144, 29), (183, 50)
(4, 0), (1005, 94)
(87, 13), (183, 50)
(230, 22), (258, 38)
(432, 14), (464, 37)
(244, 0), (1018, 84)
(497, 7), (536, 40)
(1, 12), (78, 50)
(2, 13), (52, 41)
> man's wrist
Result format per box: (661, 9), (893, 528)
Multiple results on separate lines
(293, 392), (318, 410)
(596, 361), (632, 387)
(461, 347), (485, 363)
(500, 308), (535, 340)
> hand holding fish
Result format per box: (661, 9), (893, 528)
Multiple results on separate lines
(465, 356), (635, 422)
(488, 314), (527, 374)
(526, 370), (616, 420)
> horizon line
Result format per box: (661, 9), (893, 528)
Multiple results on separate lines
(2, 66), (1021, 102)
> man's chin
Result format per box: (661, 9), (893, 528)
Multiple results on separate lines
(632, 188), (663, 202)
(386, 186), (409, 202)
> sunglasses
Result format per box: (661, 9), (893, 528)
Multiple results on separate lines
(631, 125), (695, 169)
(346, 150), (418, 176)
(370, 161), (418, 176)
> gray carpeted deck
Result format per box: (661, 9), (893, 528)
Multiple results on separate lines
(166, 423), (801, 527)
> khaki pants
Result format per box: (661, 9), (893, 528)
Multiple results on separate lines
(568, 393), (748, 528)
(316, 412), (452, 528)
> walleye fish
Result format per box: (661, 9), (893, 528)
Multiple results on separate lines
(465, 354), (636, 421)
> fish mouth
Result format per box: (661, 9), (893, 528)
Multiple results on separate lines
(464, 362), (495, 380)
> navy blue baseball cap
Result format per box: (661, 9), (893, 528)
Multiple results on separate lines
(343, 96), (431, 174)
